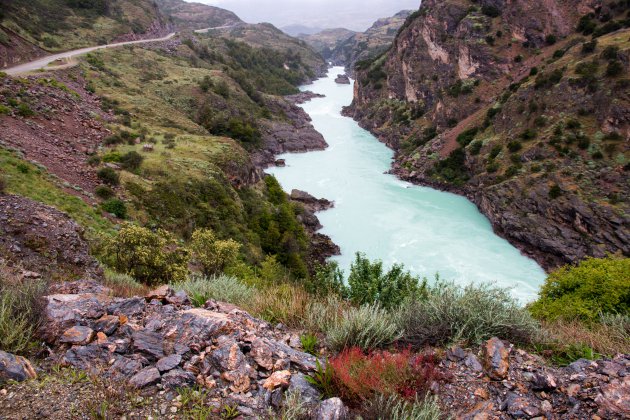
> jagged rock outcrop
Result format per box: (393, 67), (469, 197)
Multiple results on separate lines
(346, 0), (630, 269)
(36, 281), (342, 418)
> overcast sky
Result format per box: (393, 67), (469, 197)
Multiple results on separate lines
(192, 0), (421, 31)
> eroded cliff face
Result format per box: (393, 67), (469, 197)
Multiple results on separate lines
(346, 0), (629, 269)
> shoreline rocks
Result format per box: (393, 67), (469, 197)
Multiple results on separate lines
(334, 74), (350, 84)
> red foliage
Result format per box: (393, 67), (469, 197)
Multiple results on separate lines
(329, 347), (441, 402)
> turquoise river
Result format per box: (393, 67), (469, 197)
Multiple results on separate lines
(266, 67), (546, 301)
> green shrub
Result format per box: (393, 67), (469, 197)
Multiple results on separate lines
(95, 185), (114, 200)
(549, 184), (562, 199)
(507, 141), (522, 152)
(0, 273), (46, 354)
(173, 274), (255, 307)
(17, 103), (35, 117)
(97, 167), (120, 186)
(545, 34), (557, 45)
(101, 223), (190, 285)
(120, 151), (144, 171)
(0, 104), (11, 115)
(101, 198), (127, 219)
(529, 257), (630, 321)
(364, 394), (442, 420)
(102, 152), (121, 163)
(601, 45), (619, 61)
(347, 253), (425, 310)
(582, 40), (597, 54)
(456, 127), (479, 147)
(469, 140), (483, 155)
(307, 261), (346, 297)
(190, 228), (240, 276)
(606, 60), (623, 77)
(481, 5), (500, 17)
(305, 359), (337, 399)
(326, 303), (402, 351)
(399, 282), (539, 347)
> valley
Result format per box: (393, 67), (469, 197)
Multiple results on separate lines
(0, 0), (628, 419)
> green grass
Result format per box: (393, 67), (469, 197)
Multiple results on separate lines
(0, 147), (112, 235)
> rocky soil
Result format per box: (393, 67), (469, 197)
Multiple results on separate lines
(0, 70), (111, 196)
(0, 195), (102, 280)
(1, 278), (628, 419)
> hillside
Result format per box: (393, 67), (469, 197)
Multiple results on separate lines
(0, 0), (170, 68)
(302, 10), (413, 72)
(346, 0), (630, 269)
(155, 0), (242, 31)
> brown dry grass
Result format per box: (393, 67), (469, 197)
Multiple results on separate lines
(540, 319), (630, 357)
(103, 269), (150, 298)
(249, 283), (311, 328)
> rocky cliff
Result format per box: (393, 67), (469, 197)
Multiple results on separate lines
(346, 0), (630, 269)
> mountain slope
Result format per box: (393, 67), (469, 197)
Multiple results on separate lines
(0, 0), (170, 68)
(155, 0), (242, 30)
(346, 0), (630, 269)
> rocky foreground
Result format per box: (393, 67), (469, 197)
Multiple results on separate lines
(0, 277), (628, 419)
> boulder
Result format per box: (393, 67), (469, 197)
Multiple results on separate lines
(482, 337), (509, 380)
(162, 369), (196, 389)
(129, 367), (161, 388)
(145, 285), (174, 301)
(334, 74), (351, 84)
(0, 351), (37, 384)
(314, 398), (348, 420)
(288, 373), (321, 405)
(156, 354), (182, 373)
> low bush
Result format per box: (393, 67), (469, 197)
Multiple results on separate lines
(399, 282), (539, 347)
(325, 303), (402, 351)
(363, 394), (442, 420)
(120, 151), (144, 171)
(95, 185), (114, 200)
(481, 5), (500, 17)
(549, 184), (562, 199)
(101, 223), (190, 285)
(347, 253), (425, 309)
(456, 127), (479, 147)
(330, 348), (440, 402)
(307, 261), (346, 297)
(101, 198), (127, 218)
(529, 257), (630, 321)
(173, 274), (255, 307)
(97, 167), (120, 186)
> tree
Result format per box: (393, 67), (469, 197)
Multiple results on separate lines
(190, 228), (240, 276)
(102, 223), (190, 285)
(347, 253), (424, 309)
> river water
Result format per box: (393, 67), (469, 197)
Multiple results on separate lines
(266, 67), (546, 301)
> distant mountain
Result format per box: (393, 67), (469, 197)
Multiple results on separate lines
(281, 24), (325, 37)
(300, 10), (414, 72)
(155, 0), (242, 31)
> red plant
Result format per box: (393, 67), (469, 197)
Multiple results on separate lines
(329, 347), (441, 403)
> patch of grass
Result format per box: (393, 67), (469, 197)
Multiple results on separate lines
(300, 333), (318, 355)
(172, 274), (255, 308)
(0, 265), (46, 353)
(103, 269), (148, 298)
(399, 282), (539, 347)
(363, 394), (442, 420)
(0, 147), (112, 235)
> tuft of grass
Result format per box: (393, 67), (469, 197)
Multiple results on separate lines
(281, 390), (309, 420)
(325, 303), (402, 352)
(300, 333), (318, 355)
(399, 282), (539, 347)
(172, 274), (255, 308)
(103, 269), (148, 298)
(0, 265), (47, 353)
(363, 394), (442, 420)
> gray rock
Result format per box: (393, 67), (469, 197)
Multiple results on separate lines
(93, 314), (120, 335)
(156, 354), (182, 372)
(129, 367), (161, 388)
(161, 369), (196, 389)
(288, 373), (321, 404)
(465, 353), (483, 372)
(108, 297), (146, 318)
(62, 344), (110, 370)
(132, 330), (165, 360)
(0, 350), (37, 384)
(314, 398), (348, 420)
(111, 357), (143, 378)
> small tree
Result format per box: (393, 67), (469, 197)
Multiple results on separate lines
(102, 223), (190, 285)
(190, 228), (240, 276)
(347, 253), (425, 309)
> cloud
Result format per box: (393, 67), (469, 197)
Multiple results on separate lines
(190, 0), (421, 31)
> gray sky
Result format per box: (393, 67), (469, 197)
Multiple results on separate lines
(191, 0), (421, 31)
